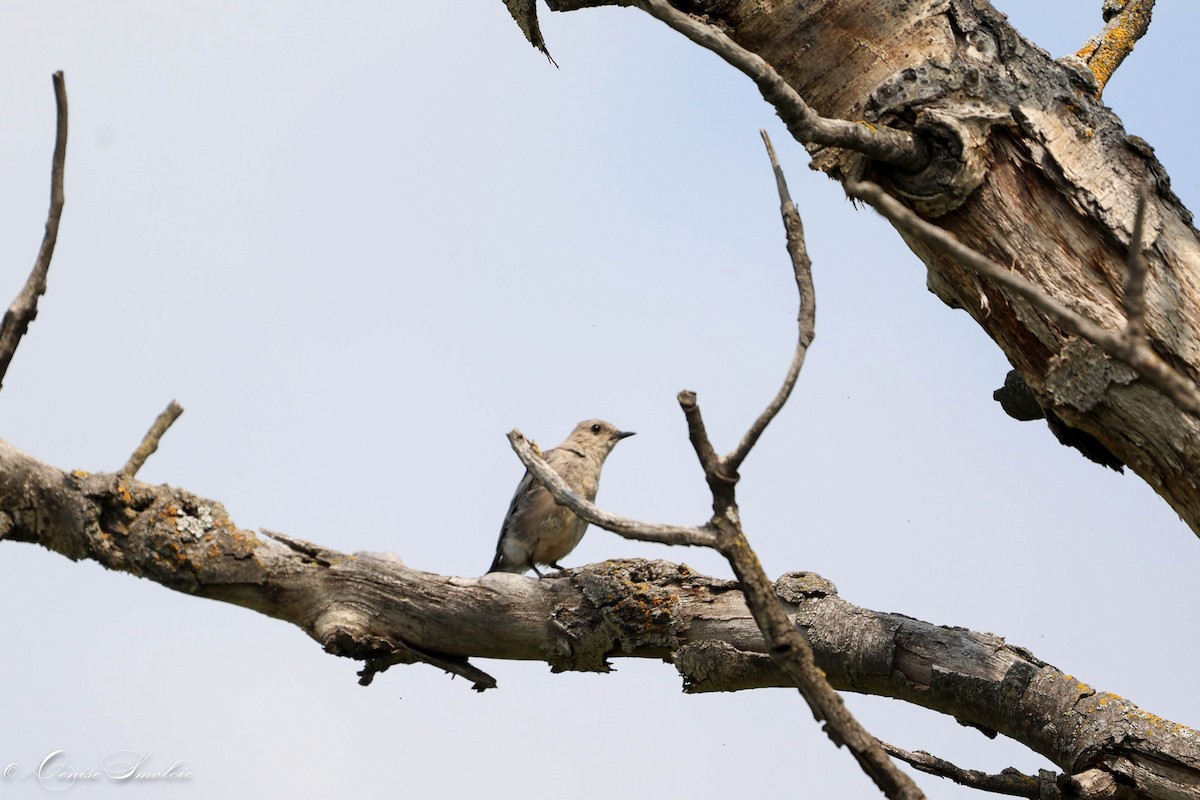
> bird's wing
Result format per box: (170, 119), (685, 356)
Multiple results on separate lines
(489, 468), (541, 571)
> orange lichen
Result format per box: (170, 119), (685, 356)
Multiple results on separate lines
(1074, 0), (1154, 94)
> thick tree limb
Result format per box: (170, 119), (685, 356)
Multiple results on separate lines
(0, 72), (67, 392)
(2, 436), (1197, 797)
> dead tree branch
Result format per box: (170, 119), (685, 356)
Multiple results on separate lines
(845, 179), (1200, 420)
(507, 429), (717, 548)
(880, 742), (1051, 799)
(1072, 0), (1156, 94)
(726, 130), (816, 474)
(628, 0), (927, 173)
(2, 431), (1197, 795)
(0, 71), (67, 392)
(509, 133), (924, 800)
(120, 400), (184, 479)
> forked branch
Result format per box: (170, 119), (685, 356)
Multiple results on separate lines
(510, 134), (925, 800)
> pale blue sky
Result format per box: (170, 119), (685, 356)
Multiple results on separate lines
(0, 2), (1196, 797)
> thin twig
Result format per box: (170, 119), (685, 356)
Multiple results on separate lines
(881, 742), (1046, 798)
(846, 179), (1200, 419)
(1073, 0), (1155, 94)
(1123, 180), (1150, 342)
(0, 71), (68, 392)
(121, 401), (184, 478)
(507, 429), (718, 548)
(725, 131), (816, 474)
(631, 0), (928, 173)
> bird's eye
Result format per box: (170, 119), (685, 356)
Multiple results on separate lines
(591, 424), (602, 434)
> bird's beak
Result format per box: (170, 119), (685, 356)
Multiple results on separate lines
(615, 430), (636, 440)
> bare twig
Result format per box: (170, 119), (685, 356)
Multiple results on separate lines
(630, 0), (928, 173)
(0, 72), (68, 392)
(846, 179), (1200, 419)
(677, 390), (727, 483)
(725, 131), (816, 474)
(881, 742), (1048, 798)
(1123, 181), (1150, 342)
(1074, 0), (1155, 94)
(507, 429), (718, 548)
(120, 400), (184, 478)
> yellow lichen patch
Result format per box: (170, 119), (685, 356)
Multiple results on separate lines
(1074, 0), (1154, 94)
(71, 469), (90, 479)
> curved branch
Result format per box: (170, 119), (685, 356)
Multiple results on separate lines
(661, 135), (923, 799)
(724, 131), (815, 474)
(0, 71), (67, 392)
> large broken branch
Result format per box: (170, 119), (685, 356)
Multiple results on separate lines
(1, 436), (1196, 796)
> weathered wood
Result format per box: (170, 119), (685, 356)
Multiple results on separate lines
(550, 0), (1200, 537)
(3, 436), (1197, 796)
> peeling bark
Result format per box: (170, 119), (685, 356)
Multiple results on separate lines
(3, 437), (1197, 797)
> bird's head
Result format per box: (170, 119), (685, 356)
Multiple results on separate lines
(567, 419), (635, 459)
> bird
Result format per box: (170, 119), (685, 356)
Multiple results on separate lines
(488, 419), (635, 577)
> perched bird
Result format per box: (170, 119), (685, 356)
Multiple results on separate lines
(488, 419), (635, 577)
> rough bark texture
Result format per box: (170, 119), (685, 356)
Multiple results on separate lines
(549, 0), (1200, 536)
(3, 437), (1198, 797)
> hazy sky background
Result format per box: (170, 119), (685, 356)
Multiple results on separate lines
(1, 2), (1197, 797)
